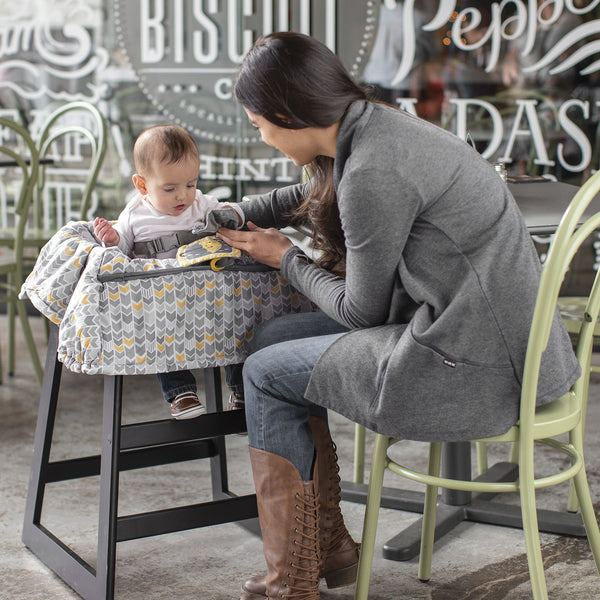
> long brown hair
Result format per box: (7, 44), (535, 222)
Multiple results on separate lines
(234, 32), (368, 276)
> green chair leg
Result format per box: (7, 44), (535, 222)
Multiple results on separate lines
(567, 479), (580, 513)
(519, 441), (548, 600)
(16, 299), (43, 385)
(7, 276), (16, 376)
(509, 441), (519, 463)
(571, 422), (600, 570)
(354, 434), (389, 600)
(353, 423), (366, 484)
(475, 441), (488, 475)
(568, 380), (591, 513)
(418, 442), (442, 582)
(573, 465), (600, 571)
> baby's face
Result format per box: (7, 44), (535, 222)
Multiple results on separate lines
(139, 155), (200, 216)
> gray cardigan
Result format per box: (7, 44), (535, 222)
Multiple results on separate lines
(241, 101), (580, 441)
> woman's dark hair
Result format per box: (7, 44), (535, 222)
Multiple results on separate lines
(235, 32), (368, 275)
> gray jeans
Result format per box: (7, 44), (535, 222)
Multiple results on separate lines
(243, 311), (349, 480)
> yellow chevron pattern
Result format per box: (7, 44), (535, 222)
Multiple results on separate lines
(24, 221), (315, 376)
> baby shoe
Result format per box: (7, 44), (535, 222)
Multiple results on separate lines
(171, 392), (205, 419)
(227, 392), (245, 411)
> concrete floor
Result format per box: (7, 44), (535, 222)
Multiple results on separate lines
(2, 315), (600, 600)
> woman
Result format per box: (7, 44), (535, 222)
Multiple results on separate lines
(217, 32), (579, 600)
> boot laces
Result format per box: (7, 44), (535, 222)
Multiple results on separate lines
(322, 444), (348, 553)
(282, 490), (320, 599)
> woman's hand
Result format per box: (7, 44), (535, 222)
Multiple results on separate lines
(217, 221), (293, 269)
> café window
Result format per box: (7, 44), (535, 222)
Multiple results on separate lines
(1, 0), (600, 222)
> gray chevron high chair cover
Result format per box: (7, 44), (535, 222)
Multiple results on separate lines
(20, 221), (315, 375)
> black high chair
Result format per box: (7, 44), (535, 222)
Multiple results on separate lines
(22, 323), (258, 600)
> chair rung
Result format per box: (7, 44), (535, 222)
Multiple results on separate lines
(116, 493), (258, 541)
(120, 410), (247, 450)
(44, 440), (217, 482)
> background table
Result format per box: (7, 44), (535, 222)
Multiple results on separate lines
(509, 179), (600, 234)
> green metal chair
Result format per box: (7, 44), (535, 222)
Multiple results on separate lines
(32, 100), (108, 240)
(354, 170), (600, 600)
(0, 102), (108, 250)
(0, 118), (43, 385)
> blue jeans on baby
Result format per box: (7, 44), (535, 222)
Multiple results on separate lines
(157, 364), (244, 402)
(243, 311), (349, 481)
(157, 369), (197, 402)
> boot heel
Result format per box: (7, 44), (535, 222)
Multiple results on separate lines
(323, 562), (358, 589)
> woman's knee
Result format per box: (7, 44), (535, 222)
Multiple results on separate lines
(243, 346), (294, 402)
(242, 351), (267, 392)
(242, 342), (313, 405)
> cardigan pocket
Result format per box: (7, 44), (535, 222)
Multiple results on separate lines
(368, 332), (520, 441)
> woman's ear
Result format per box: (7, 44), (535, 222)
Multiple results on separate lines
(132, 174), (147, 196)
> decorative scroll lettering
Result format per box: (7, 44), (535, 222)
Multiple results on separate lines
(114, 0), (377, 142)
(0, 2), (109, 103)
(389, 0), (600, 85)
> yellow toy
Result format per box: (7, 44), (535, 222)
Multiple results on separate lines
(176, 235), (241, 271)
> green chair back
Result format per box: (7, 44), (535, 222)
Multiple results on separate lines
(0, 118), (40, 283)
(0, 117), (43, 383)
(34, 101), (108, 230)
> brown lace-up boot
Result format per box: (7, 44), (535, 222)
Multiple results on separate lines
(243, 418), (359, 597)
(240, 447), (320, 600)
(308, 416), (360, 586)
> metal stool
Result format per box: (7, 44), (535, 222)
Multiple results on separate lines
(22, 323), (257, 600)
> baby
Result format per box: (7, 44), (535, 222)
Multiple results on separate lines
(93, 124), (244, 419)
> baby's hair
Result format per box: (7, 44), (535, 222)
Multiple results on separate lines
(133, 124), (199, 175)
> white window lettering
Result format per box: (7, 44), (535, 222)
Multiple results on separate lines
(453, 98), (504, 159)
(237, 158), (268, 181)
(141, 0), (165, 63)
(395, 98), (419, 116)
(174, 0), (184, 63)
(193, 0), (219, 64)
(227, 0), (254, 63)
(566, 0), (600, 15)
(501, 99), (554, 166)
(214, 78), (233, 100)
(557, 99), (592, 172)
(199, 154), (219, 179)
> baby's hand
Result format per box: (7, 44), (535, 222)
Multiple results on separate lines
(93, 217), (120, 247)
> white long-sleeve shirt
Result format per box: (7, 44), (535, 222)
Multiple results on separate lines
(113, 189), (244, 259)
